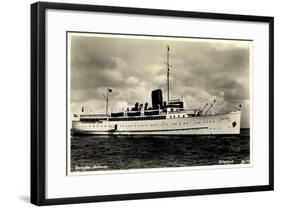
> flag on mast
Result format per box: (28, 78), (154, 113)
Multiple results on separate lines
(108, 88), (112, 92)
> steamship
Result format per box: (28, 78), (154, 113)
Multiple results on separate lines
(71, 46), (241, 135)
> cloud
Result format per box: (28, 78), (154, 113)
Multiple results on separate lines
(70, 33), (251, 127)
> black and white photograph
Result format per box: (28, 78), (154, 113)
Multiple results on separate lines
(67, 32), (251, 174)
(29, 2), (274, 205)
(27, 1), (275, 205)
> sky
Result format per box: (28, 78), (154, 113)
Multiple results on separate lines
(69, 33), (251, 128)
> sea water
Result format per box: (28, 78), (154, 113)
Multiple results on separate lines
(71, 129), (250, 172)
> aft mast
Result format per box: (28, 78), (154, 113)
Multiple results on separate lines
(105, 88), (112, 115)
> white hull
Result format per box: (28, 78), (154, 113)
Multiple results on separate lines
(72, 111), (241, 135)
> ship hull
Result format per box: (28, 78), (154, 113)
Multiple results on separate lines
(72, 128), (240, 136)
(72, 111), (241, 136)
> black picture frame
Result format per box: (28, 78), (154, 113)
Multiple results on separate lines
(31, 2), (274, 206)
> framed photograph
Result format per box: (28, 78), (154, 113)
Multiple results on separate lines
(31, 2), (274, 206)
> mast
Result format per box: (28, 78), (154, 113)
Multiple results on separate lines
(167, 45), (170, 103)
(106, 90), (108, 115)
(105, 88), (112, 115)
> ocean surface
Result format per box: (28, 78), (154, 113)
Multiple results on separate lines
(71, 129), (250, 172)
